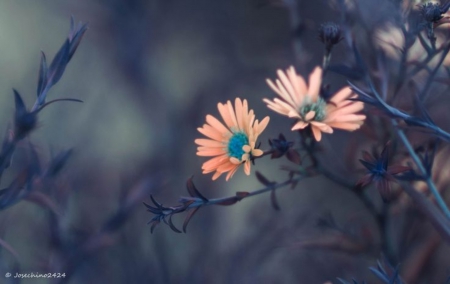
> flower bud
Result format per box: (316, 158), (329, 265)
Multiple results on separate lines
(318, 22), (342, 51)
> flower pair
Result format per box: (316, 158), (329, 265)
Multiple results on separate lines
(196, 66), (366, 180)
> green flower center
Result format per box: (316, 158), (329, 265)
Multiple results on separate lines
(227, 132), (249, 160)
(299, 97), (327, 121)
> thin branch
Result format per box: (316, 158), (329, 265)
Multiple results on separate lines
(185, 176), (304, 210)
(418, 41), (450, 102)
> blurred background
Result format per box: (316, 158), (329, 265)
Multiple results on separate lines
(0, 0), (449, 283)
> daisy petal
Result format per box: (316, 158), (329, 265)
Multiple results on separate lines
(212, 171), (223, 180)
(198, 125), (223, 141)
(218, 102), (234, 129)
(330, 87), (353, 104)
(242, 145), (251, 153)
(291, 121), (308, 130)
(206, 115), (231, 135)
(305, 111), (316, 121)
(256, 116), (270, 136)
(307, 67), (322, 99)
(311, 125), (322, 141)
(195, 139), (225, 147)
(244, 160), (251, 175)
(252, 149), (263, 156)
(229, 157), (241, 164)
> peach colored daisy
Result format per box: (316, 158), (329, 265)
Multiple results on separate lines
(195, 98), (270, 181)
(263, 66), (366, 141)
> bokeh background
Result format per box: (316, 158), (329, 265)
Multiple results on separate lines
(0, 0), (449, 283)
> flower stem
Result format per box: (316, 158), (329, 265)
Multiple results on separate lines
(393, 120), (450, 220)
(322, 50), (331, 77)
(186, 176), (305, 209)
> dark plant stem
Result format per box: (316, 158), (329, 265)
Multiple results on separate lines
(377, 203), (397, 265)
(253, 149), (276, 160)
(393, 120), (450, 219)
(322, 50), (332, 77)
(418, 41), (450, 102)
(185, 176), (305, 210)
(296, 130), (398, 260)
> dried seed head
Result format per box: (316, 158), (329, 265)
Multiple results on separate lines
(419, 2), (446, 23)
(318, 22), (342, 51)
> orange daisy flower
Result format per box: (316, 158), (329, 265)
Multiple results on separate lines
(195, 98), (270, 181)
(263, 66), (366, 141)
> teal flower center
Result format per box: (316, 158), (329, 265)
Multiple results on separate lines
(299, 97), (327, 121)
(227, 132), (249, 160)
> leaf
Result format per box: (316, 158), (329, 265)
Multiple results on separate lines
(151, 195), (165, 209)
(35, 18), (88, 105)
(216, 198), (239, 206)
(0, 126), (15, 173)
(68, 17), (88, 61)
(47, 39), (70, 90)
(369, 267), (390, 283)
(389, 266), (400, 284)
(150, 220), (159, 234)
(25, 191), (61, 216)
(270, 189), (280, 211)
(179, 198), (195, 208)
(377, 260), (388, 275)
(236, 191), (249, 200)
(13, 89), (27, 117)
(168, 215), (182, 233)
(270, 151), (284, 159)
(337, 278), (351, 284)
(143, 204), (160, 215)
(46, 149), (73, 177)
(183, 207), (200, 233)
(37, 98), (83, 113)
(37, 51), (48, 99)
(286, 149), (301, 165)
(186, 177), (208, 201)
(255, 171), (273, 186)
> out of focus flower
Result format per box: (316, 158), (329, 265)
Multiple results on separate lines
(356, 142), (410, 201)
(196, 98), (270, 181)
(263, 66), (366, 141)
